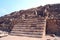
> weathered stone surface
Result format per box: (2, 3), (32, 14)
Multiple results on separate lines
(0, 4), (60, 36)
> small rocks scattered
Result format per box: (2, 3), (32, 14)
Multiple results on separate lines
(0, 31), (8, 38)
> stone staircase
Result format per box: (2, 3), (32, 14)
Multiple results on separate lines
(10, 18), (46, 38)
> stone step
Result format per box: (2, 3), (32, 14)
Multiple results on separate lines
(12, 28), (44, 31)
(12, 27), (44, 30)
(12, 27), (44, 29)
(12, 26), (44, 29)
(22, 20), (45, 21)
(11, 31), (43, 34)
(11, 31), (44, 35)
(11, 29), (44, 32)
(14, 24), (45, 27)
(14, 24), (45, 26)
(18, 20), (46, 23)
(12, 29), (44, 32)
(13, 25), (45, 27)
(18, 20), (46, 22)
(18, 19), (45, 21)
(13, 26), (44, 28)
(11, 31), (43, 36)
(10, 33), (43, 36)
(11, 28), (44, 31)
(10, 33), (42, 38)
(18, 23), (45, 24)
(12, 29), (43, 31)
(12, 27), (45, 29)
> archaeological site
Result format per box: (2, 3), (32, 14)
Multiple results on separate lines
(0, 4), (60, 38)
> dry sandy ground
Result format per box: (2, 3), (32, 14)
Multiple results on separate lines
(0, 35), (45, 40)
(0, 35), (60, 40)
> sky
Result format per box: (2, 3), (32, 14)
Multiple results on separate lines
(0, 0), (60, 17)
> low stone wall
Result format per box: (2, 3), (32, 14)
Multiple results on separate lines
(46, 19), (60, 36)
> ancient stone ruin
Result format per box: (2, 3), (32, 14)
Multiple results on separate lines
(0, 4), (60, 38)
(10, 10), (47, 38)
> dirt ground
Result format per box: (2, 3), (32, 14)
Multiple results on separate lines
(0, 35), (45, 40)
(0, 35), (60, 40)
